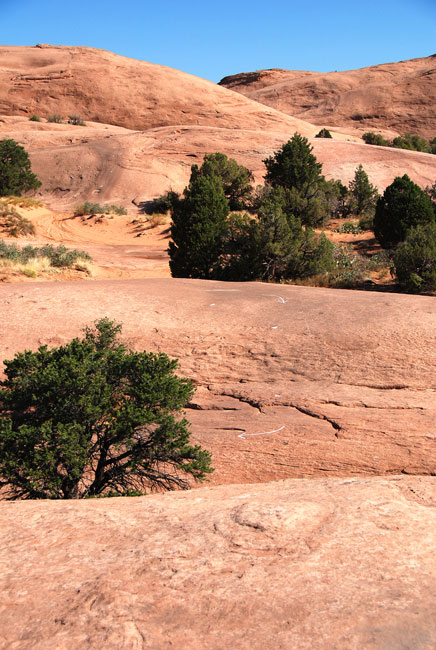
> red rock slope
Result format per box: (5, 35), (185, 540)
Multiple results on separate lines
(219, 54), (436, 139)
(0, 45), (315, 135)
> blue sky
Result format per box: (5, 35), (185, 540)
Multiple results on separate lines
(1, 0), (435, 82)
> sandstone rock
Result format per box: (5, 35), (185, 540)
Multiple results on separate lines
(219, 54), (436, 139)
(0, 279), (435, 485)
(1, 475), (436, 648)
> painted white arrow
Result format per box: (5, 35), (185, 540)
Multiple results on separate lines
(263, 294), (288, 304)
(238, 425), (285, 439)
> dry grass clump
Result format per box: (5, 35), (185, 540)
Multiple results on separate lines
(0, 242), (94, 278)
(0, 203), (36, 237)
(4, 196), (43, 209)
(74, 202), (127, 217)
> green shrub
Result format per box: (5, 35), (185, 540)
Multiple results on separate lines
(394, 223), (436, 292)
(0, 241), (91, 267)
(392, 133), (428, 152)
(0, 318), (212, 499)
(150, 191), (180, 214)
(315, 128), (332, 138)
(373, 174), (435, 248)
(190, 153), (254, 210)
(28, 115), (41, 122)
(73, 202), (127, 216)
(0, 139), (42, 197)
(47, 114), (63, 123)
(362, 132), (391, 147)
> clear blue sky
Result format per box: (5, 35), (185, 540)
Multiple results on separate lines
(1, 0), (435, 82)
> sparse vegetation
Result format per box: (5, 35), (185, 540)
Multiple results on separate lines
(363, 131), (436, 154)
(46, 114), (63, 123)
(0, 318), (213, 499)
(0, 241), (92, 268)
(68, 114), (86, 126)
(4, 196), (43, 209)
(0, 139), (42, 197)
(73, 202), (127, 216)
(333, 221), (362, 234)
(0, 204), (36, 237)
(28, 115), (41, 122)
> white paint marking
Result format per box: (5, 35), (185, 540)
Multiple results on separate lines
(238, 425), (285, 440)
(210, 303), (215, 306)
(271, 325), (279, 329)
(264, 294), (288, 304)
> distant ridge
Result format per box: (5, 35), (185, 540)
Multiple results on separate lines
(219, 55), (436, 139)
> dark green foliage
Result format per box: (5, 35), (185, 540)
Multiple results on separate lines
(394, 223), (436, 292)
(28, 115), (41, 122)
(169, 173), (229, 278)
(0, 139), (42, 197)
(315, 128), (332, 138)
(0, 319), (212, 499)
(47, 114), (63, 123)
(425, 182), (436, 215)
(362, 132), (391, 146)
(263, 134), (342, 226)
(150, 191), (180, 214)
(429, 138), (436, 155)
(220, 187), (335, 282)
(221, 212), (260, 281)
(392, 133), (428, 152)
(373, 175), (434, 248)
(264, 133), (323, 192)
(190, 152), (254, 210)
(347, 164), (379, 217)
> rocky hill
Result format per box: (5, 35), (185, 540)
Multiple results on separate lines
(0, 44), (315, 134)
(219, 54), (436, 139)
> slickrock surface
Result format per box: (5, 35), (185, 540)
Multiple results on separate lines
(1, 279), (435, 484)
(219, 54), (436, 139)
(2, 475), (436, 649)
(2, 116), (436, 211)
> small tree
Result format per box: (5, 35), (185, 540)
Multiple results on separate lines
(0, 319), (212, 499)
(264, 133), (323, 193)
(394, 222), (436, 292)
(190, 152), (254, 210)
(168, 173), (229, 278)
(315, 128), (332, 138)
(0, 139), (41, 197)
(373, 174), (434, 248)
(347, 164), (379, 217)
